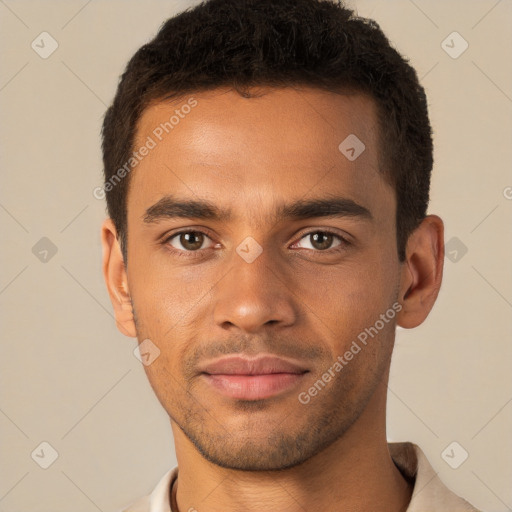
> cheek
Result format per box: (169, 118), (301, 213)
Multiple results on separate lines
(293, 254), (398, 355)
(128, 257), (217, 391)
(295, 253), (397, 321)
(128, 253), (218, 329)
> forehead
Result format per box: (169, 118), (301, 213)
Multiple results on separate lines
(128, 86), (391, 224)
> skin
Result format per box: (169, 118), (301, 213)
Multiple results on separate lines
(101, 86), (444, 512)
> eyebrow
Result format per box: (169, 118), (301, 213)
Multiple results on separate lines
(142, 194), (373, 224)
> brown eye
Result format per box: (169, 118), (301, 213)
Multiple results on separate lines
(310, 232), (334, 250)
(167, 231), (212, 251)
(295, 231), (344, 251)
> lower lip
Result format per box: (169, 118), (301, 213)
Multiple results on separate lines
(203, 373), (306, 400)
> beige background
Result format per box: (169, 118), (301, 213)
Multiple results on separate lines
(1, 0), (511, 511)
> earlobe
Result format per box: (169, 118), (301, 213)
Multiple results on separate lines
(101, 218), (137, 338)
(396, 215), (444, 329)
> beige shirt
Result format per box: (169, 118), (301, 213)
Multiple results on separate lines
(120, 442), (481, 512)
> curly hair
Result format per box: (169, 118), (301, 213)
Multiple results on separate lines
(101, 0), (433, 263)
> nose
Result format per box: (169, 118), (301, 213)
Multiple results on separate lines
(212, 245), (298, 334)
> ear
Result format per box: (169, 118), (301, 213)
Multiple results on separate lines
(396, 215), (444, 329)
(101, 218), (137, 338)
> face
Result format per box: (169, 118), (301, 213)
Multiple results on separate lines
(105, 86), (417, 471)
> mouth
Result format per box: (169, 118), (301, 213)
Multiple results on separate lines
(199, 354), (309, 401)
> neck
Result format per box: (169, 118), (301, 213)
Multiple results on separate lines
(170, 379), (412, 512)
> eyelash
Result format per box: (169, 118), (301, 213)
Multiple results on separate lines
(160, 229), (351, 258)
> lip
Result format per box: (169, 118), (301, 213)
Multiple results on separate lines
(199, 355), (309, 400)
(200, 355), (308, 375)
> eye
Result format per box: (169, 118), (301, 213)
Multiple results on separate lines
(165, 231), (215, 252)
(293, 230), (347, 251)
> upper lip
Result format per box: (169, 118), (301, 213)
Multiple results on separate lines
(199, 355), (309, 375)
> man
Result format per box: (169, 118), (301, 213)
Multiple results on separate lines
(100, 0), (481, 510)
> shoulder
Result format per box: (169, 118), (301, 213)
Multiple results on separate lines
(389, 442), (482, 512)
(118, 466), (178, 512)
